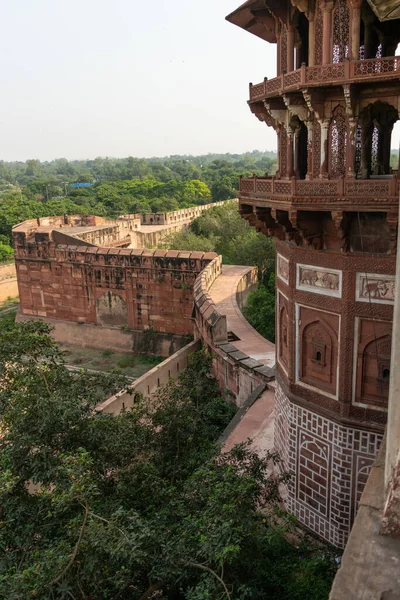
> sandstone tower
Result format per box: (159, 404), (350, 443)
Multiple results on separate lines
(227, 0), (400, 547)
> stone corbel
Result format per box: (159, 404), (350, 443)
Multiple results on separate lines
(302, 88), (324, 122)
(264, 102), (289, 129)
(283, 94), (310, 123)
(249, 103), (277, 129)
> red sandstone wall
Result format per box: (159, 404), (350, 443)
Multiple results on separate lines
(14, 237), (216, 335)
(193, 257), (273, 406)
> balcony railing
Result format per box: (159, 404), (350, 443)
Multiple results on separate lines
(239, 176), (400, 204)
(249, 56), (400, 102)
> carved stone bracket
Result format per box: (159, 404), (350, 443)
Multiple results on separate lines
(302, 88), (325, 122)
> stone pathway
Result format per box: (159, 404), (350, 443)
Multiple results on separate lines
(223, 386), (275, 455)
(208, 264), (276, 368)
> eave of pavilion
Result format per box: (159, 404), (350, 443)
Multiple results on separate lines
(225, 0), (291, 42)
(366, 0), (400, 20)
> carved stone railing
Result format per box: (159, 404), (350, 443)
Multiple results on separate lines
(249, 56), (400, 102)
(239, 176), (399, 204)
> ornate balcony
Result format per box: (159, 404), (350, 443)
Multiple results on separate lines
(249, 56), (400, 102)
(239, 175), (399, 209)
(238, 175), (399, 251)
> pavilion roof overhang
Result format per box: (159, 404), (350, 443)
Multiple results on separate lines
(366, 0), (400, 20)
(226, 0), (289, 43)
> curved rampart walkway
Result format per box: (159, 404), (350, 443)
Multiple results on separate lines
(208, 265), (275, 368)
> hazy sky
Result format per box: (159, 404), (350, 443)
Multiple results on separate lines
(1, 0), (280, 161)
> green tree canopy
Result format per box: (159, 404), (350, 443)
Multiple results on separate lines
(0, 321), (337, 599)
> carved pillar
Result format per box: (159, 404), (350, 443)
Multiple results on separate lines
(349, 0), (362, 60)
(382, 124), (394, 174)
(308, 12), (315, 67)
(346, 118), (357, 178)
(276, 29), (282, 76)
(319, 120), (330, 178)
(276, 123), (282, 178)
(287, 127), (295, 178)
(360, 121), (373, 179)
(287, 26), (295, 72)
(321, 1), (334, 64)
(306, 121), (314, 179)
(294, 127), (301, 178)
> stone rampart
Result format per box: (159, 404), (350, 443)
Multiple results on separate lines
(13, 217), (217, 336)
(193, 259), (274, 406)
(97, 339), (201, 414)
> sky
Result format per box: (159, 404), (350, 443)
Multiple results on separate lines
(0, 0), (279, 162)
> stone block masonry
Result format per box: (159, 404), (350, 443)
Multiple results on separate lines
(13, 217), (217, 336)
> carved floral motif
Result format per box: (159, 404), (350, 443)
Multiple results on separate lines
(356, 273), (395, 304)
(297, 264), (342, 297)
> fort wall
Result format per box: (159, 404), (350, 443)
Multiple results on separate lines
(13, 219), (217, 335)
(97, 339), (202, 414)
(193, 257), (274, 406)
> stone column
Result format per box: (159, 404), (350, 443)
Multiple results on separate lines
(360, 121), (372, 179)
(349, 0), (362, 61)
(306, 121), (314, 179)
(382, 124), (394, 174)
(287, 26), (295, 72)
(308, 12), (315, 67)
(287, 127), (295, 177)
(275, 124), (282, 178)
(346, 118), (357, 178)
(276, 29), (282, 76)
(321, 1), (334, 64)
(319, 120), (330, 178)
(294, 127), (301, 178)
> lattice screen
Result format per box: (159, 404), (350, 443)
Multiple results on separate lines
(333, 0), (350, 63)
(314, 6), (323, 65)
(355, 124), (362, 175)
(330, 105), (347, 178)
(371, 125), (379, 174)
(313, 120), (321, 178)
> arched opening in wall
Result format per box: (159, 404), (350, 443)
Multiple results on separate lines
(96, 291), (128, 327)
(333, 0), (349, 63)
(329, 105), (347, 178)
(348, 212), (390, 254)
(298, 122), (308, 180)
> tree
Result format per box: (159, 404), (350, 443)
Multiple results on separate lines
(0, 322), (337, 599)
(242, 273), (277, 343)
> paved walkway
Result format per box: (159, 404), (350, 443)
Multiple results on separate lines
(223, 386), (275, 456)
(208, 265), (276, 368)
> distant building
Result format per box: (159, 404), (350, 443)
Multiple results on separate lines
(227, 0), (400, 547)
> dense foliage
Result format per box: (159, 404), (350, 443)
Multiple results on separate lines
(242, 273), (277, 343)
(163, 203), (275, 282)
(163, 203), (277, 341)
(0, 152), (277, 248)
(0, 321), (337, 599)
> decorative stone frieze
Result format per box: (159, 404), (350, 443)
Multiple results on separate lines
(356, 273), (395, 305)
(296, 264), (342, 297)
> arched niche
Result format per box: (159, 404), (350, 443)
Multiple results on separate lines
(96, 291), (128, 327)
(300, 318), (338, 395)
(279, 304), (290, 369)
(361, 334), (391, 407)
